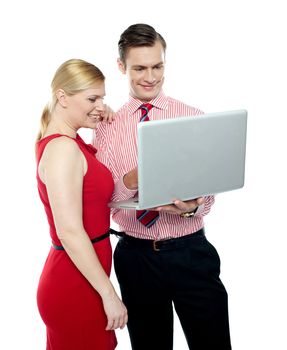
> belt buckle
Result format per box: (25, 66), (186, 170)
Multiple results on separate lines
(152, 237), (172, 251)
(153, 240), (160, 251)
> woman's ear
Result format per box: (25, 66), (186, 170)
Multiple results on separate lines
(56, 89), (68, 108)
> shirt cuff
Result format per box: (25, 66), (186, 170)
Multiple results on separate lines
(113, 175), (138, 201)
(193, 203), (204, 216)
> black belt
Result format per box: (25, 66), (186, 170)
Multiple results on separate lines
(119, 228), (205, 252)
(52, 231), (111, 251)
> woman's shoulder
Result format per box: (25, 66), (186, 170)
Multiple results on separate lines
(41, 134), (81, 159)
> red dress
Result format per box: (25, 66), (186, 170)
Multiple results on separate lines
(36, 134), (117, 350)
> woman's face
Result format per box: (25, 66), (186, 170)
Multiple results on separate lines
(65, 82), (106, 129)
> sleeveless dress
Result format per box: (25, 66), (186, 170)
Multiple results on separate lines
(36, 134), (117, 350)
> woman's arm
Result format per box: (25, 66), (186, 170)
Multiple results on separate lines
(39, 136), (127, 330)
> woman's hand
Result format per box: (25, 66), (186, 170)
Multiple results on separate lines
(102, 290), (128, 330)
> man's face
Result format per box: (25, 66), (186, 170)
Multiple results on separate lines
(118, 40), (165, 102)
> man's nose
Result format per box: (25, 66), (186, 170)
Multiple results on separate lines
(144, 69), (156, 83)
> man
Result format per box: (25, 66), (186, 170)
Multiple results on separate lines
(94, 23), (231, 350)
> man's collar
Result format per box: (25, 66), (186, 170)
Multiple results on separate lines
(128, 91), (169, 115)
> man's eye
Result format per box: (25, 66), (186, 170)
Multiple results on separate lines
(88, 98), (96, 103)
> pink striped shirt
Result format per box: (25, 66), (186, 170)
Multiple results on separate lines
(93, 91), (215, 240)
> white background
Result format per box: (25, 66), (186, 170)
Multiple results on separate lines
(0, 0), (286, 349)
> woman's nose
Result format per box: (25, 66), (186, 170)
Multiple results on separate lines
(95, 99), (104, 111)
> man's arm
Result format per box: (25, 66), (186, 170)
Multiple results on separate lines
(93, 124), (138, 201)
(154, 195), (215, 217)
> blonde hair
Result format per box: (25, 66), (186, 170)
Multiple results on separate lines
(36, 59), (105, 143)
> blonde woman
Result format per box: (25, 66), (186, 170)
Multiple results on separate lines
(36, 59), (127, 349)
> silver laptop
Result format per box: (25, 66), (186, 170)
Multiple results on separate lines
(109, 109), (247, 210)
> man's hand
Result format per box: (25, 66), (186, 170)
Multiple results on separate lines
(154, 197), (205, 215)
(99, 104), (116, 124)
(123, 168), (138, 190)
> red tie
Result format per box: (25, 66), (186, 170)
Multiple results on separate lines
(136, 104), (160, 228)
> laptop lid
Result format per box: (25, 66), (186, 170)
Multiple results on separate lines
(109, 109), (247, 210)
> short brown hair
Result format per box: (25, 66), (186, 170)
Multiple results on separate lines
(118, 23), (166, 63)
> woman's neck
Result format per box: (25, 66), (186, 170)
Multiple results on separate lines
(44, 118), (77, 139)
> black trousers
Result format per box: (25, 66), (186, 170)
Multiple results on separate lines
(114, 229), (232, 350)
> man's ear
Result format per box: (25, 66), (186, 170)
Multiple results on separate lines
(117, 58), (126, 74)
(56, 89), (68, 107)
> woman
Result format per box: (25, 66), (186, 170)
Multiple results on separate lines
(35, 59), (127, 349)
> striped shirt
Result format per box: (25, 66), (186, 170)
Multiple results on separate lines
(93, 91), (215, 240)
